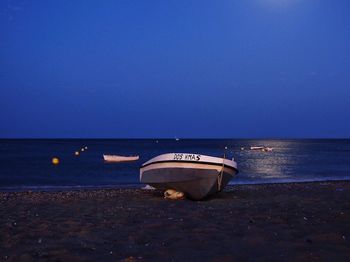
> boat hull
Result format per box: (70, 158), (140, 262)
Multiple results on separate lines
(140, 161), (237, 200)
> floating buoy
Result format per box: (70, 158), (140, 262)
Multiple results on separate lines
(52, 157), (60, 165)
(75, 151), (80, 156)
(84, 146), (88, 150)
(81, 148), (85, 152)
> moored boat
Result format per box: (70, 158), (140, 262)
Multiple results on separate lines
(250, 146), (273, 152)
(250, 146), (264, 150)
(140, 153), (238, 200)
(103, 154), (139, 162)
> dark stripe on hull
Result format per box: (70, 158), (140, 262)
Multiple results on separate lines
(141, 160), (238, 173)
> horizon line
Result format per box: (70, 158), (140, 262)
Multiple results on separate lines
(0, 137), (349, 140)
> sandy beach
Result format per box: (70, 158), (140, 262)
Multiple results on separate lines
(1, 181), (349, 261)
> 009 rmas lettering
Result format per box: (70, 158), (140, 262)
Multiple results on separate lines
(173, 154), (201, 161)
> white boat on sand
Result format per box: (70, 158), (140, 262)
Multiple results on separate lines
(103, 154), (139, 163)
(140, 153), (238, 200)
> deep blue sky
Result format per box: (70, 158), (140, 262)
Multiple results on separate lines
(1, 0), (349, 138)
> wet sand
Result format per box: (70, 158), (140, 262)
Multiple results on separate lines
(1, 181), (350, 261)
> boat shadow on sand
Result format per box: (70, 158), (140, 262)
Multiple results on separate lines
(145, 187), (247, 202)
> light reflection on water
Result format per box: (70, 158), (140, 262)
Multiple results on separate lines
(232, 139), (350, 184)
(235, 141), (295, 180)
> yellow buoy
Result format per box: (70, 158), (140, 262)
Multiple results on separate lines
(75, 151), (80, 156)
(52, 157), (60, 165)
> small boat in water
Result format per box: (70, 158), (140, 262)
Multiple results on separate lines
(103, 154), (139, 162)
(250, 146), (264, 150)
(250, 146), (273, 152)
(140, 153), (238, 200)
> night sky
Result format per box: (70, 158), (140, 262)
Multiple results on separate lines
(1, 0), (349, 138)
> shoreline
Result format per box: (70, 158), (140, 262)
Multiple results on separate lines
(1, 181), (350, 261)
(1, 177), (350, 192)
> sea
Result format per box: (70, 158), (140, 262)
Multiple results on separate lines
(0, 139), (350, 191)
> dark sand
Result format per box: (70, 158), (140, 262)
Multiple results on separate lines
(1, 181), (350, 261)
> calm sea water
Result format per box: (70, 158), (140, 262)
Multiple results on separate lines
(0, 139), (350, 191)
